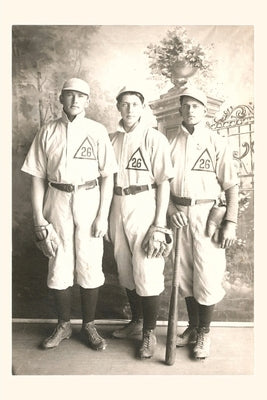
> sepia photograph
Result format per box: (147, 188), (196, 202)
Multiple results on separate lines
(11, 24), (254, 376)
(3, 1), (267, 397)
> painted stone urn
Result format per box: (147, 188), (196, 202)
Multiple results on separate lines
(170, 59), (198, 88)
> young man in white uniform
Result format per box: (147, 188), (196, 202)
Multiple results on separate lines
(109, 86), (174, 359)
(21, 78), (118, 351)
(168, 87), (239, 359)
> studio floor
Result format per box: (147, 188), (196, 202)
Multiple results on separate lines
(12, 321), (253, 375)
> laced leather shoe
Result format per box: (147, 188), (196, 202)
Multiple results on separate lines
(112, 319), (143, 339)
(193, 328), (211, 359)
(138, 329), (157, 359)
(42, 321), (72, 349)
(176, 326), (198, 347)
(81, 321), (107, 351)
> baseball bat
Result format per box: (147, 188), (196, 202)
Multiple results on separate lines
(165, 227), (182, 366)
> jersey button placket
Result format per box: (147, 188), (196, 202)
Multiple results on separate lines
(120, 133), (129, 188)
(183, 134), (191, 198)
(66, 121), (78, 183)
(65, 122), (72, 181)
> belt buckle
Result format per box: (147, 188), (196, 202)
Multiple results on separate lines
(123, 187), (131, 195)
(66, 184), (75, 192)
(114, 187), (122, 195)
(189, 198), (196, 206)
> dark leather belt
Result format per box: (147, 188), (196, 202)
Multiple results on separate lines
(114, 183), (157, 196)
(171, 194), (215, 206)
(49, 180), (98, 193)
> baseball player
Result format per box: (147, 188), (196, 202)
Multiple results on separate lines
(109, 85), (174, 359)
(21, 78), (118, 351)
(168, 86), (239, 359)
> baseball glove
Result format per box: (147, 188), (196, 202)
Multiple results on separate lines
(141, 225), (173, 258)
(34, 223), (60, 258)
(206, 205), (226, 243)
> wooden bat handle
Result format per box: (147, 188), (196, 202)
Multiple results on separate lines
(165, 228), (182, 366)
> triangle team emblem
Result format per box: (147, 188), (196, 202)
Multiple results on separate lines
(126, 148), (149, 171)
(192, 149), (215, 172)
(74, 137), (96, 160)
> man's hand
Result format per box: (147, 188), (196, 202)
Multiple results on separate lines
(169, 211), (188, 229)
(219, 221), (236, 249)
(91, 215), (108, 238)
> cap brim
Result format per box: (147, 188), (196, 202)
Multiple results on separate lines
(178, 92), (207, 106)
(62, 88), (89, 95)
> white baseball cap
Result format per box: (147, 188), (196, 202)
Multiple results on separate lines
(62, 78), (90, 96)
(116, 85), (145, 102)
(178, 86), (207, 107)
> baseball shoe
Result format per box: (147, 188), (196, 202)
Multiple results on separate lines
(112, 319), (143, 339)
(42, 321), (72, 349)
(81, 321), (107, 351)
(176, 326), (198, 347)
(193, 328), (211, 359)
(138, 329), (157, 359)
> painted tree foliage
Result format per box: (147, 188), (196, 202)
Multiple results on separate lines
(13, 25), (117, 145)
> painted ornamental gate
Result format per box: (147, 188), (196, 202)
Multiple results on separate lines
(209, 105), (254, 322)
(209, 104), (254, 192)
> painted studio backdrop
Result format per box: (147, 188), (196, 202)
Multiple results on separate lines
(12, 25), (254, 322)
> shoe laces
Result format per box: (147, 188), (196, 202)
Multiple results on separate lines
(196, 329), (208, 347)
(48, 322), (68, 339)
(87, 324), (101, 341)
(197, 331), (204, 346)
(56, 324), (64, 334)
(57, 321), (68, 331)
(143, 330), (153, 348)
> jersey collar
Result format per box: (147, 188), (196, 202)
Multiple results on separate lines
(61, 110), (85, 124)
(117, 117), (145, 134)
(181, 121), (207, 136)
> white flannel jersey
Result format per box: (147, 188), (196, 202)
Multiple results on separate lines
(110, 118), (174, 187)
(169, 122), (239, 199)
(22, 111), (118, 183)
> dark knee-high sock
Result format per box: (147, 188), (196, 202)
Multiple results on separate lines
(185, 296), (199, 327)
(126, 289), (143, 322)
(80, 287), (99, 324)
(141, 295), (160, 331)
(53, 287), (72, 323)
(198, 303), (215, 332)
